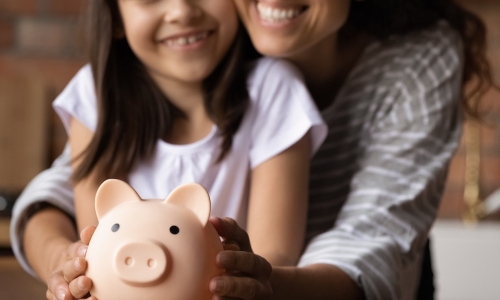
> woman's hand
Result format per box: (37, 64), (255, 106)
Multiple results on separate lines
(46, 226), (97, 300)
(209, 217), (273, 300)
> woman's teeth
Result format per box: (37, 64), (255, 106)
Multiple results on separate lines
(166, 32), (209, 46)
(257, 3), (303, 23)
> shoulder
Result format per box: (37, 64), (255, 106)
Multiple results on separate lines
(70, 64), (94, 89)
(55, 64), (95, 102)
(247, 57), (305, 88)
(246, 57), (308, 106)
(345, 21), (464, 118)
(52, 63), (97, 131)
(353, 21), (463, 92)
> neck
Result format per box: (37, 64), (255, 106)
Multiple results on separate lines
(148, 72), (213, 145)
(287, 34), (340, 110)
(150, 73), (204, 114)
(287, 29), (372, 110)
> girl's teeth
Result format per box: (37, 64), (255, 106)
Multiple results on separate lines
(167, 33), (208, 47)
(257, 3), (303, 23)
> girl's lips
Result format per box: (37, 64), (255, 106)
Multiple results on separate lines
(159, 30), (214, 50)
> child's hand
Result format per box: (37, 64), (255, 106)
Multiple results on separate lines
(209, 217), (273, 300)
(46, 226), (97, 300)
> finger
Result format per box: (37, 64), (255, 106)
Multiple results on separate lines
(66, 241), (88, 259)
(211, 296), (239, 300)
(80, 226), (96, 245)
(69, 275), (92, 299)
(47, 272), (72, 300)
(85, 297), (98, 300)
(46, 289), (53, 300)
(216, 251), (272, 280)
(209, 217), (253, 252)
(210, 276), (268, 300)
(63, 257), (87, 282)
(222, 239), (240, 251)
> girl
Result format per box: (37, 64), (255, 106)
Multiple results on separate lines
(43, 0), (325, 298)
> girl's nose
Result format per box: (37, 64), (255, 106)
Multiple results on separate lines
(163, 0), (203, 24)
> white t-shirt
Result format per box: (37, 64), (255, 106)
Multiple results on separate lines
(53, 57), (327, 228)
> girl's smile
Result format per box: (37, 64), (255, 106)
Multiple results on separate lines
(119, 0), (239, 86)
(159, 30), (214, 51)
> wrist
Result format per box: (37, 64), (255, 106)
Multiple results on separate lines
(45, 237), (72, 280)
(270, 264), (365, 300)
(23, 206), (78, 283)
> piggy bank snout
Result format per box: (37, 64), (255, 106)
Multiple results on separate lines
(113, 240), (167, 285)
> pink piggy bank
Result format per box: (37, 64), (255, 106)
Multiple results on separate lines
(85, 179), (224, 300)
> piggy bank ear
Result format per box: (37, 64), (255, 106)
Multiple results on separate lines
(164, 183), (211, 226)
(95, 179), (141, 220)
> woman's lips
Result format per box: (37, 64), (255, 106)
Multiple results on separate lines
(255, 1), (307, 24)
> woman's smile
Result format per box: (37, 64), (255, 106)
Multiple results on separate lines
(235, 0), (350, 58)
(254, 1), (308, 27)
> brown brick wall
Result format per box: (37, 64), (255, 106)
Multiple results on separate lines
(439, 1), (500, 219)
(0, 0), (86, 162)
(0, 18), (14, 48)
(0, 0), (38, 15)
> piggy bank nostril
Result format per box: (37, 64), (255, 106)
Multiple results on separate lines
(125, 257), (134, 266)
(147, 259), (156, 268)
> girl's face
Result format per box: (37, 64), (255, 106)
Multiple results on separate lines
(118, 0), (239, 85)
(234, 0), (351, 58)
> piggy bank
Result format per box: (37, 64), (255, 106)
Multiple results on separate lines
(85, 179), (224, 300)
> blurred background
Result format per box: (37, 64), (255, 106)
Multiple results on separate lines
(0, 0), (499, 299)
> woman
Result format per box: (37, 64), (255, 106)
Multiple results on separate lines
(11, 0), (495, 299)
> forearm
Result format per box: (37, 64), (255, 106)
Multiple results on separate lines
(209, 218), (365, 300)
(248, 134), (310, 266)
(271, 264), (365, 300)
(24, 207), (77, 283)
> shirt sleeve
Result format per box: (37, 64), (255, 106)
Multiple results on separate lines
(248, 58), (327, 169)
(52, 64), (97, 133)
(298, 26), (463, 300)
(10, 144), (75, 278)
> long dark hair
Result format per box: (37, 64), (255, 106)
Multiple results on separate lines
(74, 0), (257, 183)
(348, 0), (497, 116)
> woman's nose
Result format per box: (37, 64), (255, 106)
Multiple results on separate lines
(163, 0), (203, 24)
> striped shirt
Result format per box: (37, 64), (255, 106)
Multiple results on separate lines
(11, 21), (462, 300)
(298, 21), (462, 300)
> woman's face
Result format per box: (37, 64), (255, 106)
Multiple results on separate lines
(117, 0), (239, 85)
(234, 0), (351, 58)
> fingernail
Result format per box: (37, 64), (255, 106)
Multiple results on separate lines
(57, 289), (66, 300)
(217, 254), (230, 266)
(78, 277), (86, 290)
(74, 258), (81, 271)
(211, 280), (225, 292)
(78, 245), (88, 257)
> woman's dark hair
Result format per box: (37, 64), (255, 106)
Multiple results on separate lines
(74, 0), (257, 183)
(348, 0), (497, 117)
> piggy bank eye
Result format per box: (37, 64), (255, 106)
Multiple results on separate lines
(111, 223), (120, 232)
(169, 226), (179, 235)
